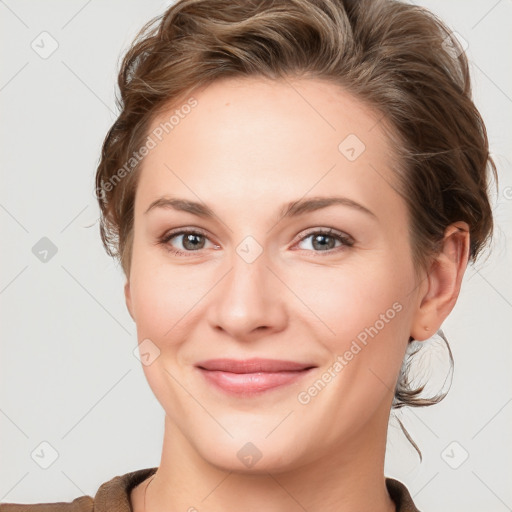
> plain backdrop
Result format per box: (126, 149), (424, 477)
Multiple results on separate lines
(1, 1), (511, 510)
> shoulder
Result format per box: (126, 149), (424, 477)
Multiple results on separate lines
(386, 477), (421, 512)
(0, 495), (93, 512)
(0, 467), (158, 512)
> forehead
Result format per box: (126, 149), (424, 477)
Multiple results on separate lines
(135, 76), (403, 221)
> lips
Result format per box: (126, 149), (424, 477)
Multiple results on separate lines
(196, 358), (316, 395)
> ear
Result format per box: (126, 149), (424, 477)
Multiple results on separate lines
(124, 280), (135, 321)
(410, 221), (470, 341)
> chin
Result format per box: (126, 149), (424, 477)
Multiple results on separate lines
(198, 438), (305, 474)
(183, 418), (312, 475)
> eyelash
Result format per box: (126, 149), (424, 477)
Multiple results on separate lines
(158, 227), (354, 257)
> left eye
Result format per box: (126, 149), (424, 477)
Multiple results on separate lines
(294, 229), (354, 252)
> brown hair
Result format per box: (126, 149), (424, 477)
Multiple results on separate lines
(95, 0), (497, 451)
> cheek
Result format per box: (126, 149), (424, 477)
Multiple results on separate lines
(129, 250), (215, 343)
(289, 257), (412, 343)
(128, 254), (206, 413)
(131, 282), (182, 339)
(289, 255), (415, 413)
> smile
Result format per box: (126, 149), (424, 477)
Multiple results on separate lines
(195, 358), (316, 395)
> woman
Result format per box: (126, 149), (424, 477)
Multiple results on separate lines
(1, 0), (497, 511)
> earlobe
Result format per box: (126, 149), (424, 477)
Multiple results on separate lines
(124, 280), (135, 321)
(410, 222), (470, 341)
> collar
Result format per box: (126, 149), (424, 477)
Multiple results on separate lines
(93, 467), (420, 512)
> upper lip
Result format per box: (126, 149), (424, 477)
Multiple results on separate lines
(196, 358), (316, 373)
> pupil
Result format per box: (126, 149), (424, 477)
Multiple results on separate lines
(313, 234), (334, 250)
(184, 234), (204, 250)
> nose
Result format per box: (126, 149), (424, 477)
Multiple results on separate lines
(207, 248), (288, 342)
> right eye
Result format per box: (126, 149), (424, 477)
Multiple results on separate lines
(158, 228), (218, 256)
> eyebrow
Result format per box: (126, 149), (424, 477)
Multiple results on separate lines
(144, 195), (377, 221)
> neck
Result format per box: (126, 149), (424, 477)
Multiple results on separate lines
(137, 414), (396, 512)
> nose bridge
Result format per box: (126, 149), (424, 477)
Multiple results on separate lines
(209, 239), (286, 338)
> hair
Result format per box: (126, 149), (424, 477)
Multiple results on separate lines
(95, 0), (497, 455)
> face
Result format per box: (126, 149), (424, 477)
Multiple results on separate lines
(125, 76), (425, 472)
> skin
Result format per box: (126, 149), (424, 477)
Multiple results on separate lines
(126, 76), (470, 512)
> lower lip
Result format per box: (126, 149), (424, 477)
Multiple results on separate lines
(198, 368), (313, 395)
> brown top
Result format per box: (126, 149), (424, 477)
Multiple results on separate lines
(0, 467), (420, 511)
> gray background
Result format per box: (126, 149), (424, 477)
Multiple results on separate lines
(1, 1), (511, 510)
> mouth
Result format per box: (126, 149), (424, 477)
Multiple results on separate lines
(195, 358), (316, 395)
